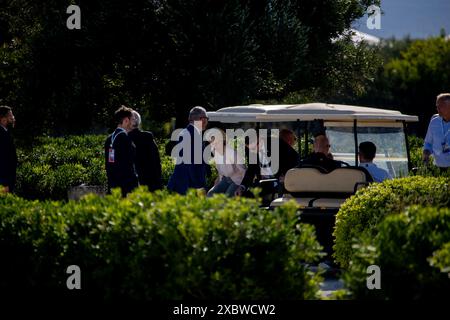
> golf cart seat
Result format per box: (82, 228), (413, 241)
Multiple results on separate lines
(270, 166), (373, 209)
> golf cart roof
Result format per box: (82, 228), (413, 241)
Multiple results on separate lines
(207, 103), (419, 123)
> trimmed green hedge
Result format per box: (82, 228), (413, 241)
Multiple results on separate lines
(16, 135), (107, 200)
(0, 188), (323, 301)
(334, 176), (450, 268)
(429, 242), (450, 276)
(343, 206), (450, 299)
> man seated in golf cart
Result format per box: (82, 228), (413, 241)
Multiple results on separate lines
(297, 134), (345, 172)
(235, 130), (300, 198)
(358, 141), (392, 183)
(278, 129), (301, 180)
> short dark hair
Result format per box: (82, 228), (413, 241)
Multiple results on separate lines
(114, 105), (133, 125)
(359, 141), (376, 161)
(188, 106), (207, 121)
(0, 105), (12, 118)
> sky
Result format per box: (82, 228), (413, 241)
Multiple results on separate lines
(353, 0), (450, 39)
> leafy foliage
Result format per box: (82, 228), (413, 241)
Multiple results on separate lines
(408, 135), (450, 178)
(343, 206), (450, 299)
(0, 188), (323, 301)
(355, 36), (450, 135)
(429, 242), (450, 277)
(0, 0), (379, 137)
(15, 135), (107, 200)
(334, 176), (450, 268)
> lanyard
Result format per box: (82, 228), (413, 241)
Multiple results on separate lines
(110, 128), (126, 147)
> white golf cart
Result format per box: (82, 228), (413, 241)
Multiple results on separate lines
(207, 103), (419, 256)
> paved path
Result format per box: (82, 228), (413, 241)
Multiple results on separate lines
(319, 278), (345, 298)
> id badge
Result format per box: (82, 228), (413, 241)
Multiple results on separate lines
(443, 143), (450, 154)
(108, 148), (115, 163)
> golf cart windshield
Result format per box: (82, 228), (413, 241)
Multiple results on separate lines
(325, 122), (409, 178)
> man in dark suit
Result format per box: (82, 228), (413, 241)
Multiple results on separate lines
(278, 129), (301, 179)
(168, 106), (209, 195)
(0, 106), (17, 193)
(104, 106), (139, 197)
(298, 134), (342, 172)
(128, 110), (162, 192)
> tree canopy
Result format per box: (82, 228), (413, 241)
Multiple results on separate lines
(353, 36), (450, 135)
(0, 0), (380, 137)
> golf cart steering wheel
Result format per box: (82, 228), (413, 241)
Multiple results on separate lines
(338, 160), (351, 167)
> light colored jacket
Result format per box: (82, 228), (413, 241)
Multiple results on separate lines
(214, 145), (246, 185)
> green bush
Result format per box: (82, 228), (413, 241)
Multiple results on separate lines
(16, 135), (108, 200)
(334, 176), (450, 268)
(408, 135), (450, 178)
(408, 134), (424, 169)
(343, 206), (450, 299)
(429, 242), (450, 277)
(0, 188), (323, 301)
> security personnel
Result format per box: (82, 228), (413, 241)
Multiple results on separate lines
(104, 106), (138, 196)
(0, 105), (17, 193)
(128, 110), (162, 191)
(168, 106), (209, 194)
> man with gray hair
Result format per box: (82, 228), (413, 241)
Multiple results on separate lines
(168, 106), (210, 194)
(423, 93), (450, 171)
(128, 110), (162, 191)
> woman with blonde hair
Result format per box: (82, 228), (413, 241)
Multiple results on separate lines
(206, 128), (246, 197)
